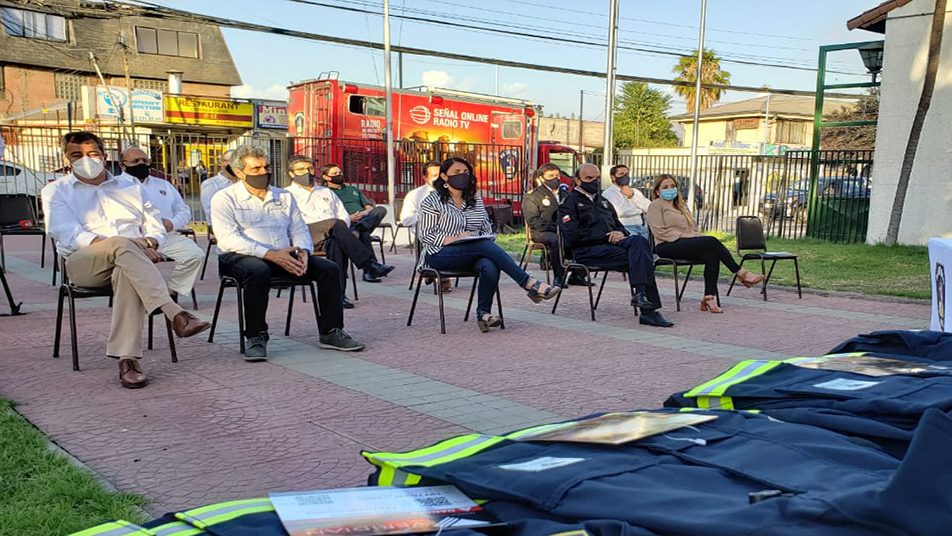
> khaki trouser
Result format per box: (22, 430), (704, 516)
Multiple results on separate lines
(158, 233), (204, 296)
(65, 237), (181, 358)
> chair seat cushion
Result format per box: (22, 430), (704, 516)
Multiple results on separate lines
(744, 251), (796, 259)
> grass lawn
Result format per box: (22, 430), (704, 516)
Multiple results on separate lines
(0, 399), (146, 536)
(492, 231), (931, 300)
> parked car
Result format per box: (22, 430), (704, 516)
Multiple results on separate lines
(0, 160), (58, 196)
(760, 176), (871, 223)
(631, 175), (704, 210)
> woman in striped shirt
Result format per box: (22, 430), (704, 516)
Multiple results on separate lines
(418, 158), (560, 332)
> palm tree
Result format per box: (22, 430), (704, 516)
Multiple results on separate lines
(886, 0), (946, 245)
(672, 48), (731, 111)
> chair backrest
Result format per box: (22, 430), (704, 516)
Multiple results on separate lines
(555, 225), (571, 266)
(736, 216), (767, 252)
(524, 220), (532, 245)
(377, 203), (396, 227)
(0, 194), (39, 226)
(394, 197), (405, 223)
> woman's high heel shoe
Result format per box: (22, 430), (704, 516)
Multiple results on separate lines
(699, 295), (723, 313)
(477, 313), (502, 333)
(737, 269), (765, 289)
(526, 279), (561, 303)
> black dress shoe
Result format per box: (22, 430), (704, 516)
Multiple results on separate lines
(341, 296), (355, 309)
(362, 272), (382, 283)
(639, 311), (674, 328)
(631, 291), (657, 310)
(567, 275), (594, 287)
(366, 262), (395, 278)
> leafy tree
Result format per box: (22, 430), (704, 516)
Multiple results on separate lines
(613, 82), (679, 149)
(820, 91), (878, 151)
(672, 48), (731, 111)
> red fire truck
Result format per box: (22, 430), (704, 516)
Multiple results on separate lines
(287, 75), (581, 213)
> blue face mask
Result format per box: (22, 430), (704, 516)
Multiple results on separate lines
(660, 188), (679, 201)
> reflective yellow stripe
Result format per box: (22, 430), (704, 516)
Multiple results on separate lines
(685, 360), (781, 398)
(697, 396), (735, 410)
(175, 499), (273, 529)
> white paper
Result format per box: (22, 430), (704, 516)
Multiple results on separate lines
(812, 378), (882, 391)
(496, 456), (587, 472)
(270, 485), (479, 521)
(452, 234), (496, 244)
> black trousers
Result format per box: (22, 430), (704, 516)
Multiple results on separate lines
(573, 235), (662, 311)
(309, 219), (374, 293)
(349, 206), (387, 269)
(529, 230), (565, 280)
(218, 252), (344, 337)
(655, 236), (741, 296)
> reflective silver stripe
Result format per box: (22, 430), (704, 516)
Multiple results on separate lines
(391, 469), (411, 486)
(374, 436), (494, 464)
(692, 360), (772, 396)
(152, 524), (195, 536)
(94, 526), (147, 536)
(183, 499), (273, 522)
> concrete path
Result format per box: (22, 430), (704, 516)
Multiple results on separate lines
(0, 235), (930, 515)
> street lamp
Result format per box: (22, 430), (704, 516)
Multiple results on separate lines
(858, 42), (884, 83)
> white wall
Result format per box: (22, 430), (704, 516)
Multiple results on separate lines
(867, 0), (952, 244)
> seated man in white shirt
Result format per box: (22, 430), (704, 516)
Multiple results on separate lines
(118, 147), (203, 303)
(399, 160), (441, 230)
(200, 149), (237, 221)
(43, 131), (210, 389)
(284, 155), (394, 309)
(602, 164), (651, 239)
(211, 146), (365, 359)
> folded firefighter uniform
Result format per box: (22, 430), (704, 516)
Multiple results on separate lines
(664, 350), (952, 458)
(363, 408), (952, 536)
(828, 329), (952, 358)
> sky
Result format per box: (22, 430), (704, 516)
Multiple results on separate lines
(146, 0), (881, 119)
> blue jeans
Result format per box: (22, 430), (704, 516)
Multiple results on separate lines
(426, 238), (531, 316)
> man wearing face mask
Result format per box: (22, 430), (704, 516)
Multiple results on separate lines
(211, 146), (365, 359)
(200, 149), (237, 220)
(522, 163), (590, 288)
(602, 164), (651, 239)
(118, 147), (203, 303)
(399, 160), (441, 230)
(42, 132), (210, 388)
(285, 155), (394, 309)
(558, 163), (673, 327)
(322, 164), (389, 283)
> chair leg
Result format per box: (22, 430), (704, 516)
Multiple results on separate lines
(436, 275), (447, 335)
(147, 314), (154, 350)
(53, 288), (65, 358)
(208, 280), (226, 343)
(793, 258), (803, 299)
(67, 290), (80, 371)
(236, 285), (246, 355)
(496, 286), (505, 330)
(0, 232), (5, 272)
(760, 257), (768, 302)
(518, 244), (529, 270)
(308, 282), (321, 329)
(550, 283), (563, 315)
(464, 276), (478, 321)
(191, 289), (199, 310)
(679, 265), (694, 303)
(165, 316), (178, 363)
(593, 272), (609, 310)
(51, 247), (59, 286)
(542, 249), (551, 285)
(727, 258), (745, 296)
(276, 288), (282, 298)
(672, 264), (681, 312)
(200, 241), (213, 280)
(40, 233), (46, 268)
(763, 259), (780, 302)
(407, 272), (424, 327)
(389, 226), (398, 253)
(285, 285), (295, 337)
(350, 261), (359, 301)
(629, 286), (637, 319)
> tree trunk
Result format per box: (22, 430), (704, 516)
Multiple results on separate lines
(885, 0), (946, 245)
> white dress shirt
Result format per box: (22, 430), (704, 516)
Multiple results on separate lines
(200, 172), (234, 219)
(42, 173), (166, 256)
(286, 181), (350, 224)
(210, 181), (313, 259)
(399, 183), (435, 228)
(119, 173), (191, 230)
(602, 184), (652, 227)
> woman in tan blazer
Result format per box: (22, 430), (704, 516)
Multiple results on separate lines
(646, 174), (763, 313)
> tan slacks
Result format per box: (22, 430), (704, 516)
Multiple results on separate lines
(158, 233), (204, 296)
(65, 237), (182, 358)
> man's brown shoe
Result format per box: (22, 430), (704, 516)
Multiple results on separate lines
(118, 357), (148, 389)
(171, 311), (210, 338)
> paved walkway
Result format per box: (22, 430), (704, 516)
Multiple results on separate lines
(0, 235), (930, 515)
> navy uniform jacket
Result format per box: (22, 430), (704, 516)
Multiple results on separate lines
(557, 189), (627, 250)
(522, 186), (563, 235)
(829, 329), (952, 358)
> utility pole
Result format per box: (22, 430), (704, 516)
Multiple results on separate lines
(89, 51), (130, 145)
(120, 30), (136, 140)
(383, 0), (396, 208)
(495, 65), (499, 96)
(762, 87), (771, 152)
(398, 51), (404, 89)
(578, 89), (584, 154)
(602, 0), (620, 181)
(687, 0), (707, 210)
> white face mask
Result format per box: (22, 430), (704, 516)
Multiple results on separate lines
(72, 156), (105, 180)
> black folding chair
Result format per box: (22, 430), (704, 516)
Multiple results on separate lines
(727, 216), (802, 301)
(0, 194), (47, 271)
(53, 256), (176, 371)
(549, 227), (613, 321)
(519, 221), (551, 285)
(0, 267), (23, 316)
(178, 228), (197, 242)
(207, 275), (320, 355)
(200, 225), (217, 280)
(650, 230), (710, 312)
(389, 197), (413, 253)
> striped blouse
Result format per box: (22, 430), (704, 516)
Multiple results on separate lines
(418, 191), (493, 262)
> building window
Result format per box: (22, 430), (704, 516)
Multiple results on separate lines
(133, 78), (168, 92)
(1, 7), (68, 42)
(54, 72), (86, 102)
(348, 95), (386, 116)
(135, 26), (199, 58)
(776, 120), (807, 144)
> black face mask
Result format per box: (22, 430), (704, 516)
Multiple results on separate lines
(243, 173), (271, 190)
(326, 174), (345, 185)
(579, 180), (600, 195)
(126, 163), (151, 181)
(292, 173), (315, 187)
(447, 173), (472, 191)
(224, 164), (235, 176)
(543, 177), (561, 190)
(615, 175), (631, 187)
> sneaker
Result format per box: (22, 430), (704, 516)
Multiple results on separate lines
(318, 328), (366, 352)
(244, 332), (269, 361)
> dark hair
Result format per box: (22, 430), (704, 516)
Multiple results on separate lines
(319, 163), (341, 177)
(61, 131), (105, 154)
(422, 160), (441, 175)
(288, 154), (313, 170)
(434, 157), (478, 209)
(609, 164), (629, 177)
(532, 163), (562, 182)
